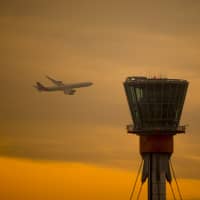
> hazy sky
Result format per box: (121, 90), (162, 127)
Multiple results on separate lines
(1, 0), (200, 199)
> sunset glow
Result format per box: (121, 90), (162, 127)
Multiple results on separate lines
(1, 1), (200, 199)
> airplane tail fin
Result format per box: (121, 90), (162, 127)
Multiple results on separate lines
(34, 82), (47, 91)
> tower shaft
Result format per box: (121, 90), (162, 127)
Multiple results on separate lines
(150, 154), (169, 200)
(141, 135), (172, 200)
(142, 153), (172, 200)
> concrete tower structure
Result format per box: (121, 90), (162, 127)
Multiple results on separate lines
(124, 76), (189, 200)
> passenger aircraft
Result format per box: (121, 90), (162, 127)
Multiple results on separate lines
(34, 76), (93, 95)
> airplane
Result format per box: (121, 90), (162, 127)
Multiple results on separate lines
(34, 76), (93, 95)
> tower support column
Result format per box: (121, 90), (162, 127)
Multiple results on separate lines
(142, 153), (172, 200)
(140, 135), (173, 199)
(148, 153), (171, 200)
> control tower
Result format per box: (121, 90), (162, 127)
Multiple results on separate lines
(124, 76), (189, 200)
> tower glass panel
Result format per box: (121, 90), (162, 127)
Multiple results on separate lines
(124, 77), (188, 133)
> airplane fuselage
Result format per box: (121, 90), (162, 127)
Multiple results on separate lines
(44, 82), (93, 91)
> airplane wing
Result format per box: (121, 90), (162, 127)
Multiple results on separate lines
(46, 76), (64, 86)
(34, 82), (48, 91)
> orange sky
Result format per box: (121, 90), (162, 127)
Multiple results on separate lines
(1, 157), (200, 200)
(1, 0), (200, 199)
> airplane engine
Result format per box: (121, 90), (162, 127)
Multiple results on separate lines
(69, 90), (76, 95)
(64, 89), (76, 95)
